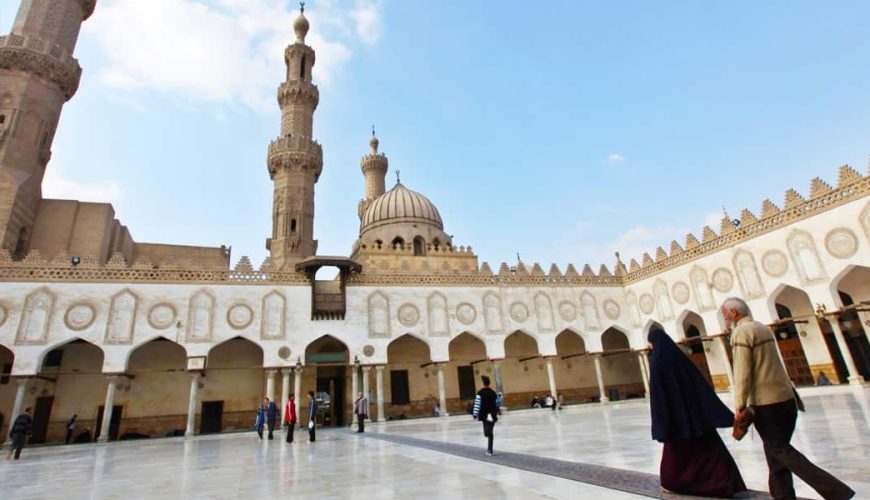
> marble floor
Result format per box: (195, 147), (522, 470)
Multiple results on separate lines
(1, 386), (868, 499)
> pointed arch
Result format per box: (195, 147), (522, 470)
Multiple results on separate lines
(125, 335), (187, 371)
(601, 326), (632, 350)
(643, 319), (664, 336)
(208, 336), (264, 368)
(387, 333), (432, 363)
(555, 329), (586, 356)
(448, 331), (487, 361)
(37, 337), (104, 373)
(305, 334), (349, 364)
(830, 264), (870, 307)
(504, 330), (540, 358)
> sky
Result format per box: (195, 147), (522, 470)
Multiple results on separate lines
(2, 0), (870, 272)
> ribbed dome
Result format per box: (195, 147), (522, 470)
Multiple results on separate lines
(362, 182), (443, 231)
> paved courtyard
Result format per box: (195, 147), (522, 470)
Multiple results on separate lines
(1, 386), (868, 499)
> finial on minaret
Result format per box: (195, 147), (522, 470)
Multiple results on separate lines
(294, 1), (310, 43)
(369, 125), (379, 154)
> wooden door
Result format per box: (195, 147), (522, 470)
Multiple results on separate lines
(689, 353), (714, 387)
(777, 338), (814, 386)
(200, 401), (223, 434)
(30, 396), (54, 444)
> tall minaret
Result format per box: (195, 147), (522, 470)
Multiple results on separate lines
(267, 2), (323, 269)
(0, 0), (97, 257)
(357, 129), (388, 220)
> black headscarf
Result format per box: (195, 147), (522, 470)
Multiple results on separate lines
(648, 328), (734, 442)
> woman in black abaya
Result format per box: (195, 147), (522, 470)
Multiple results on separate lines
(647, 328), (747, 498)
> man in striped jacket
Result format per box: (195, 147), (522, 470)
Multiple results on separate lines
(472, 376), (499, 456)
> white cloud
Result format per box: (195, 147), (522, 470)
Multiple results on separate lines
(85, 0), (379, 110)
(43, 169), (124, 204)
(607, 153), (624, 162)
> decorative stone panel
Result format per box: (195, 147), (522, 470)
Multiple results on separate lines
(603, 299), (621, 320)
(227, 303), (254, 330)
(762, 250), (789, 277)
(534, 293), (554, 332)
(483, 293), (503, 334)
(456, 303), (477, 325)
(712, 268), (734, 293)
(580, 292), (600, 330)
(653, 280), (673, 320)
(368, 292), (390, 338)
(733, 250), (764, 299)
(186, 290), (216, 342)
(671, 282), (690, 305)
(825, 228), (858, 259)
(509, 302), (529, 323)
(427, 293), (449, 336)
(148, 303), (177, 330)
(16, 287), (54, 345)
(639, 293), (655, 314)
(787, 230), (826, 284)
(690, 266), (715, 311)
(398, 303), (420, 327)
(261, 291), (286, 340)
(105, 290), (137, 344)
(64, 303), (96, 331)
(558, 301), (577, 322)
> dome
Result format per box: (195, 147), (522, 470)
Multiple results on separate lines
(294, 13), (310, 43)
(362, 182), (443, 232)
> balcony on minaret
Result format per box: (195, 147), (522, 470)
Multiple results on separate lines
(0, 34), (83, 101)
(266, 136), (323, 179)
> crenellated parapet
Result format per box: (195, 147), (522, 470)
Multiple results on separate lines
(0, 34), (82, 100)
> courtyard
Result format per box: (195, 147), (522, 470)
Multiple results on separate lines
(1, 386), (867, 499)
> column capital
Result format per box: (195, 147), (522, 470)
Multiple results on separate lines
(375, 364), (385, 372)
(265, 368), (279, 376)
(361, 365), (372, 372)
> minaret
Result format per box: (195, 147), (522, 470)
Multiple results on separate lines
(357, 128), (388, 220)
(0, 0), (97, 257)
(266, 2), (323, 269)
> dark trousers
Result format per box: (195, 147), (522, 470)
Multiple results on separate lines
(309, 423), (316, 442)
(482, 421), (494, 454)
(356, 413), (365, 433)
(10, 434), (25, 459)
(285, 422), (295, 443)
(267, 421), (276, 440)
(256, 424), (264, 439)
(753, 399), (853, 500)
(65, 429), (74, 445)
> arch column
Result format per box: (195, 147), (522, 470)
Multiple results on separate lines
(4, 378), (29, 446)
(375, 365), (386, 422)
(265, 369), (277, 402)
(827, 319), (865, 385)
(545, 357), (558, 399)
(593, 354), (609, 403)
(491, 359), (504, 395)
(436, 363), (448, 416)
(281, 369), (291, 408)
(185, 373), (201, 437)
(98, 375), (121, 443)
(351, 365), (359, 426)
(637, 351), (650, 398)
(362, 365), (371, 415)
(293, 367), (303, 407)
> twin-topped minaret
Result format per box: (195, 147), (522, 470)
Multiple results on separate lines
(0, 0), (96, 256)
(266, 3), (323, 270)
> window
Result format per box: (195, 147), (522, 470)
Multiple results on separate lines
(12, 227), (27, 261)
(0, 114), (5, 125)
(374, 239), (383, 249)
(290, 218), (297, 233)
(432, 238), (441, 250)
(44, 349), (63, 368)
(300, 55), (306, 80)
(0, 363), (11, 385)
(413, 237), (425, 256)
(390, 370), (410, 405)
(391, 237), (405, 250)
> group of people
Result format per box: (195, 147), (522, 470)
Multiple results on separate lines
(647, 297), (854, 499)
(254, 390), (370, 443)
(529, 394), (559, 410)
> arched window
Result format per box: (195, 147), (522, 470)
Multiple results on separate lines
(0, 114), (5, 125)
(13, 227), (27, 260)
(413, 236), (425, 256)
(685, 325), (703, 354)
(300, 55), (306, 80)
(391, 237), (405, 250)
(290, 218), (297, 233)
(374, 239), (383, 249)
(432, 238), (441, 250)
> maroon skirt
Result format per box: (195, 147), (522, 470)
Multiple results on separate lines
(660, 431), (747, 498)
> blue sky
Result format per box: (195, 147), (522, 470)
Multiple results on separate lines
(3, 1), (870, 271)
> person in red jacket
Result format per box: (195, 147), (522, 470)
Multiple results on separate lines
(284, 394), (297, 444)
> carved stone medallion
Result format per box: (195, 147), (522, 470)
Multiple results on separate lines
(762, 250), (789, 278)
(456, 303), (477, 325)
(558, 301), (577, 321)
(65, 303), (96, 331)
(278, 346), (292, 360)
(672, 282), (690, 305)
(509, 302), (529, 323)
(825, 228), (858, 259)
(363, 345), (375, 357)
(639, 294), (655, 314)
(398, 303), (420, 327)
(148, 303), (177, 330)
(227, 303), (254, 329)
(712, 268), (734, 293)
(603, 299), (620, 320)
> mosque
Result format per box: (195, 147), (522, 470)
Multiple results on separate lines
(0, 0), (868, 444)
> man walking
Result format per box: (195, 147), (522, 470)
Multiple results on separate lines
(307, 391), (317, 442)
(265, 397), (279, 440)
(722, 297), (854, 500)
(284, 394), (297, 444)
(354, 392), (368, 433)
(472, 375), (498, 456)
(65, 414), (77, 445)
(6, 407), (33, 460)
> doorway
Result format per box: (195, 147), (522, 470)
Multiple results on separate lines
(95, 405), (123, 441)
(457, 365), (475, 401)
(200, 401), (223, 434)
(315, 365), (346, 427)
(30, 396), (54, 444)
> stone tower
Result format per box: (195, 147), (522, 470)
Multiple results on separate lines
(0, 0), (96, 257)
(357, 130), (388, 220)
(266, 4), (323, 270)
